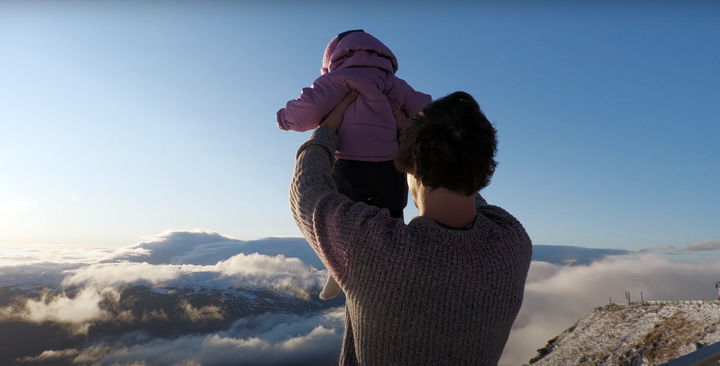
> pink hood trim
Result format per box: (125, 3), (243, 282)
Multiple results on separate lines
(321, 32), (398, 75)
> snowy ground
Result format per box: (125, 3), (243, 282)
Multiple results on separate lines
(529, 301), (720, 366)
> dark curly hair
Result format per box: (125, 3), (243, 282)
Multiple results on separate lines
(395, 91), (498, 196)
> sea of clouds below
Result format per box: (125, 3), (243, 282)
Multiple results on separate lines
(1, 230), (720, 366)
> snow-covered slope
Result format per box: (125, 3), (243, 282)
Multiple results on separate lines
(527, 301), (720, 366)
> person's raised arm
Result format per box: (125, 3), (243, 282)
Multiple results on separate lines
(290, 91), (391, 289)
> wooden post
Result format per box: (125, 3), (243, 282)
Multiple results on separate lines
(641, 292), (644, 304)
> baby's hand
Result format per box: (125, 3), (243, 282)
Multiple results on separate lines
(385, 96), (411, 134)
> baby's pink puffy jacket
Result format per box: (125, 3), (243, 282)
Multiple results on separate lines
(277, 32), (431, 162)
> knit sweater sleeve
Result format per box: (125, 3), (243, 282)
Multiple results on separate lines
(289, 126), (385, 286)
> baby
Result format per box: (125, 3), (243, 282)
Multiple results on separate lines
(277, 29), (431, 300)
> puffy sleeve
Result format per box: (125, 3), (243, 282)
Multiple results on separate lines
(277, 75), (349, 132)
(395, 79), (432, 118)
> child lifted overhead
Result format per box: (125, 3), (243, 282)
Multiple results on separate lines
(277, 29), (431, 300)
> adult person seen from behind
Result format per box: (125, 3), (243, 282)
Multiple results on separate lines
(289, 90), (532, 365)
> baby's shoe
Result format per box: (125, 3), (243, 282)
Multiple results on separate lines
(320, 276), (341, 300)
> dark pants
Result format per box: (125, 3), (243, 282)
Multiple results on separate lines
(332, 159), (408, 219)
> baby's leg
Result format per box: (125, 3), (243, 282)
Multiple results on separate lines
(331, 159), (368, 203)
(319, 273), (341, 300)
(332, 159), (407, 217)
(362, 160), (408, 219)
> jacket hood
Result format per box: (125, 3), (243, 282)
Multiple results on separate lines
(321, 32), (398, 75)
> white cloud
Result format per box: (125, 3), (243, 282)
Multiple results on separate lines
(61, 252), (326, 296)
(0, 230), (322, 277)
(116, 230), (323, 269)
(635, 240), (720, 255)
(0, 287), (126, 334)
(62, 262), (184, 287)
(638, 244), (676, 252)
(17, 348), (80, 363)
(214, 252), (317, 277)
(23, 288), (111, 323)
(0, 230), (325, 296)
(498, 256), (720, 366)
(14, 310), (346, 365)
(525, 260), (560, 283)
(0, 200), (36, 215)
(679, 240), (720, 252)
(177, 300), (223, 323)
(0, 261), (75, 287)
(0, 246), (150, 268)
(79, 309), (344, 366)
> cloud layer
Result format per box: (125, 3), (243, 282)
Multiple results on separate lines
(0, 230), (349, 366)
(83, 309), (345, 366)
(60, 252), (326, 299)
(0, 230), (327, 289)
(3, 230), (720, 365)
(678, 240), (720, 252)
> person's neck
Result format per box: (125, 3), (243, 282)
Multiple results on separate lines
(417, 186), (476, 229)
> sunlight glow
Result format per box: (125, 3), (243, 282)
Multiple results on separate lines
(0, 200), (36, 215)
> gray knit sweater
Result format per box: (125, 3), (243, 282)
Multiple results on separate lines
(290, 127), (532, 366)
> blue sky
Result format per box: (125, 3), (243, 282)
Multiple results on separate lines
(1, 1), (718, 250)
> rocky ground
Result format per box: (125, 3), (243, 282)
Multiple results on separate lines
(527, 301), (720, 366)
